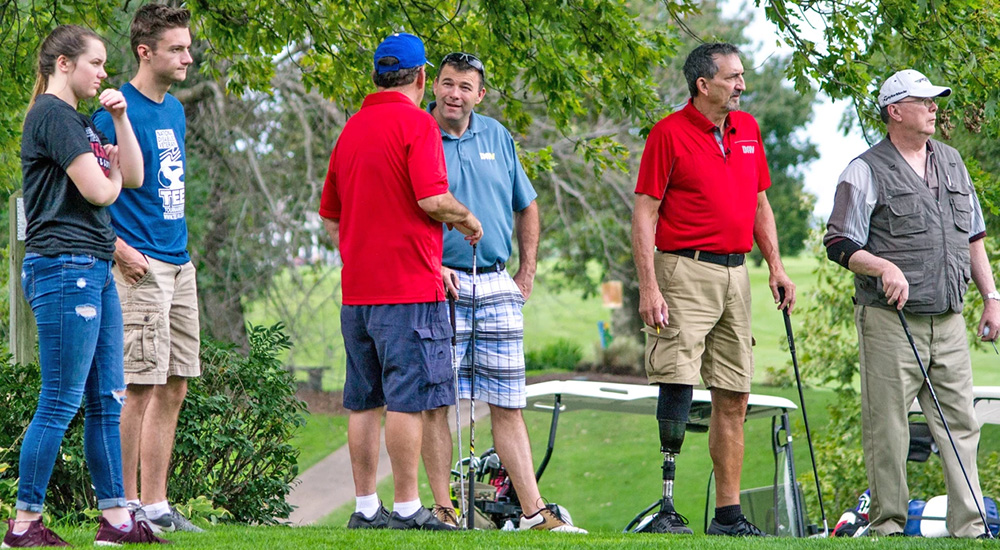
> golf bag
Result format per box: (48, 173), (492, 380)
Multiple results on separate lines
(449, 447), (573, 529)
(833, 489), (870, 537)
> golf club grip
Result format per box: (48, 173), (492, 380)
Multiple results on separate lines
(778, 287), (795, 352)
(449, 297), (457, 346)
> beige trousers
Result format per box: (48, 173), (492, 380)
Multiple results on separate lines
(856, 305), (984, 537)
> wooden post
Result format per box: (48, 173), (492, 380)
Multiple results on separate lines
(9, 190), (36, 364)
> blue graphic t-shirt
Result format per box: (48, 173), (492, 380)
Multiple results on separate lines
(93, 83), (189, 264)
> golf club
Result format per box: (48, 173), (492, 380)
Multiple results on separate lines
(896, 308), (992, 538)
(467, 244), (478, 530)
(778, 286), (828, 537)
(449, 292), (467, 524)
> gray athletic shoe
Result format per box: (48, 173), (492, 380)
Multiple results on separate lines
(127, 502), (162, 534)
(147, 506), (205, 533)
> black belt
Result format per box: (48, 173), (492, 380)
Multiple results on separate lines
(444, 260), (506, 274)
(661, 249), (745, 267)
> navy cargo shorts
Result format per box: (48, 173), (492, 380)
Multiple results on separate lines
(341, 301), (455, 413)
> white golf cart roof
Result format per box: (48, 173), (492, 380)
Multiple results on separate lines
(525, 380), (797, 427)
(910, 386), (1000, 426)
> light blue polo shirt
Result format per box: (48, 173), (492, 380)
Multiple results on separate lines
(430, 103), (537, 269)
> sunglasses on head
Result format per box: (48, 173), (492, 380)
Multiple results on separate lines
(441, 52), (485, 79)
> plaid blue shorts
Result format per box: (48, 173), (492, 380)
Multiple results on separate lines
(451, 270), (527, 409)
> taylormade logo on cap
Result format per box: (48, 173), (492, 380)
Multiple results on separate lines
(878, 69), (952, 108)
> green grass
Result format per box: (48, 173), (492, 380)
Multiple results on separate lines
(291, 413), (349, 471)
(13, 523), (991, 547)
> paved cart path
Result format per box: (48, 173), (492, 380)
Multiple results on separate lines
(287, 401), (490, 525)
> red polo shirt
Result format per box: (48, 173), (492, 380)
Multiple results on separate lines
(319, 91), (449, 305)
(635, 99), (771, 254)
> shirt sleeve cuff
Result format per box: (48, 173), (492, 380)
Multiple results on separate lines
(826, 237), (863, 269)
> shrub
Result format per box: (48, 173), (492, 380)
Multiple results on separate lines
(0, 323), (306, 524)
(170, 323), (307, 524)
(525, 339), (583, 372)
(0, 349), (94, 521)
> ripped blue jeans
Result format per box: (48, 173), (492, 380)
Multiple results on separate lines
(17, 253), (127, 512)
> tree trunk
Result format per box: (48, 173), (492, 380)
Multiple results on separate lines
(193, 177), (249, 350)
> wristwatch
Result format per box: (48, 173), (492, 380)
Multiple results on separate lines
(987, 291), (1000, 302)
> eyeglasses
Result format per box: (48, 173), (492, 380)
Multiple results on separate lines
(895, 97), (937, 109)
(440, 52), (486, 80)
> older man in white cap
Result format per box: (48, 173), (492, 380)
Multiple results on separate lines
(823, 69), (999, 538)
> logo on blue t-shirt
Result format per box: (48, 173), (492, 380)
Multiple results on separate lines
(154, 129), (185, 220)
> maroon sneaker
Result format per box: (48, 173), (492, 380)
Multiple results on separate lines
(2, 518), (70, 547)
(94, 515), (169, 546)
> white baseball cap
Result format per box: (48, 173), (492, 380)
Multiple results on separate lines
(878, 69), (951, 108)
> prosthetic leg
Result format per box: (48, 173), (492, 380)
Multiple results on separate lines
(641, 384), (694, 534)
(658, 419), (686, 515)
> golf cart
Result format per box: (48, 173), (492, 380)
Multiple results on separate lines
(451, 379), (812, 535)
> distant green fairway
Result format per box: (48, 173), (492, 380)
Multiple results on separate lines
(246, 255), (1000, 389)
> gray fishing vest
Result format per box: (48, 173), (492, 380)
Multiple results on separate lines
(854, 137), (973, 315)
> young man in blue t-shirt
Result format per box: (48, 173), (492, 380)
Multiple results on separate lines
(93, 3), (202, 533)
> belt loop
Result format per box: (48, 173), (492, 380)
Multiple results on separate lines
(693, 251), (701, 262)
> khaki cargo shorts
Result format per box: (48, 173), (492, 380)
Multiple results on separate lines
(643, 252), (753, 393)
(113, 256), (201, 385)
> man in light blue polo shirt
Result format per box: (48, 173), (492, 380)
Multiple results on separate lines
(420, 53), (585, 533)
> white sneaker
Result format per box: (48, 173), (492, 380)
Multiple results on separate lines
(518, 508), (587, 533)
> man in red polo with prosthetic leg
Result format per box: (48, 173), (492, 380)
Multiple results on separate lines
(630, 42), (796, 536)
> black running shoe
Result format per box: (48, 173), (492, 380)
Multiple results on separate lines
(347, 505), (390, 529)
(706, 515), (769, 536)
(387, 507), (458, 531)
(638, 510), (694, 534)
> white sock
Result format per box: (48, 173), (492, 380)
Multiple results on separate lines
(116, 519), (134, 532)
(142, 500), (170, 520)
(11, 518), (38, 536)
(393, 499), (421, 518)
(355, 494), (380, 519)
(126, 499), (141, 508)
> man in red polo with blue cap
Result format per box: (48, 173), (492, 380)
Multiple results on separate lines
(319, 32), (482, 531)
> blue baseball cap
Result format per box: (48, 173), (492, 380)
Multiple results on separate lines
(374, 33), (428, 74)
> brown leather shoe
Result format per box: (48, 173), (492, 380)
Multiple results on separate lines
(430, 505), (460, 528)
